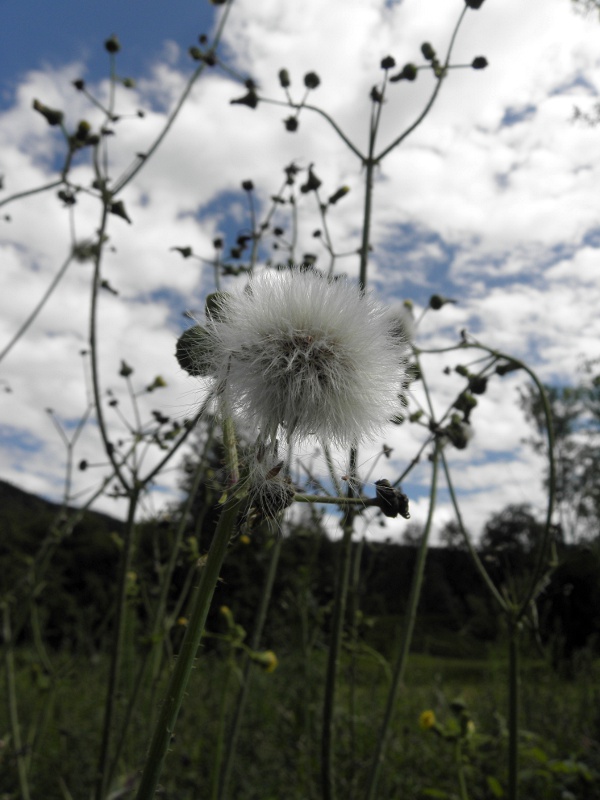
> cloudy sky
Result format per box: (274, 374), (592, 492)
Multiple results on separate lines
(1, 0), (598, 541)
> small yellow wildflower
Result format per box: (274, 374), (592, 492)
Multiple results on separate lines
(264, 650), (278, 672)
(239, 534), (251, 545)
(419, 710), (436, 730)
(177, 617), (188, 627)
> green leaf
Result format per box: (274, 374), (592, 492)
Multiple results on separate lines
(486, 776), (504, 798)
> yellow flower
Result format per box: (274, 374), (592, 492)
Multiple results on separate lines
(239, 534), (251, 545)
(419, 710), (436, 730)
(177, 617), (188, 627)
(255, 650), (278, 673)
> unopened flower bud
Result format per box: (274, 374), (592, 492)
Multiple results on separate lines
(471, 56), (488, 70)
(391, 63), (418, 82)
(175, 326), (215, 376)
(304, 72), (320, 89)
(421, 42), (436, 61)
(284, 116), (298, 132)
(300, 166), (322, 193)
(278, 69), (291, 88)
(75, 120), (91, 141)
(205, 291), (231, 322)
(32, 99), (64, 127)
(119, 360), (133, 378)
(381, 55), (396, 70)
(73, 79), (85, 91)
(495, 361), (521, 376)
(468, 375), (487, 395)
(109, 200), (132, 224)
(328, 186), (350, 205)
(242, 180), (254, 192)
(429, 294), (456, 310)
(230, 89), (259, 109)
(465, 0), (485, 7)
(171, 246), (193, 258)
(104, 35), (121, 54)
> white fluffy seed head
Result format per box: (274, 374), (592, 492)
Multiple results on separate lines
(207, 269), (409, 446)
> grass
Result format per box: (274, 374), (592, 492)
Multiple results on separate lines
(0, 645), (599, 799)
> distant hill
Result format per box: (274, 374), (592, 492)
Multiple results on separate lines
(0, 478), (123, 532)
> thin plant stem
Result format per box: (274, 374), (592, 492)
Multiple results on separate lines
(2, 604), (31, 800)
(455, 739), (469, 800)
(95, 486), (141, 800)
(0, 178), (64, 210)
(219, 535), (282, 799)
(110, 0), (234, 196)
(134, 491), (244, 800)
(376, 5), (468, 162)
(0, 253), (74, 365)
(211, 659), (234, 800)
(321, 462), (357, 800)
(364, 441), (440, 800)
(508, 618), (520, 800)
(106, 431), (215, 789)
(321, 525), (353, 800)
(440, 449), (507, 612)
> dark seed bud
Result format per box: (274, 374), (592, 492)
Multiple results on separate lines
(104, 35), (121, 54)
(303, 71), (320, 89)
(471, 56), (488, 70)
(230, 89), (259, 109)
(109, 200), (132, 224)
(284, 116), (298, 132)
(119, 360), (133, 377)
(73, 79), (85, 91)
(175, 326), (215, 376)
(401, 63), (418, 81)
(429, 294), (456, 310)
(205, 291), (231, 322)
(300, 166), (322, 194)
(465, 0), (485, 7)
(421, 42), (436, 61)
(171, 246), (193, 258)
(32, 99), (64, 127)
(75, 120), (91, 141)
(242, 180), (254, 192)
(495, 361), (521, 376)
(468, 375), (488, 395)
(278, 69), (291, 88)
(381, 55), (396, 70)
(328, 186), (350, 205)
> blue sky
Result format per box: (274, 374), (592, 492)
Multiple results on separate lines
(1, 0), (600, 540)
(0, 1), (216, 108)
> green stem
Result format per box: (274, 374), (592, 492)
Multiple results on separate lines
(134, 494), (243, 799)
(211, 659), (233, 800)
(321, 500), (356, 800)
(508, 619), (520, 800)
(219, 535), (282, 799)
(364, 442), (440, 800)
(95, 486), (140, 800)
(2, 604), (31, 800)
(455, 739), (469, 800)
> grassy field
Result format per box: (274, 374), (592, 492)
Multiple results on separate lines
(1, 644), (598, 799)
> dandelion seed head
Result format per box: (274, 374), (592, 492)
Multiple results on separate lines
(208, 270), (408, 446)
